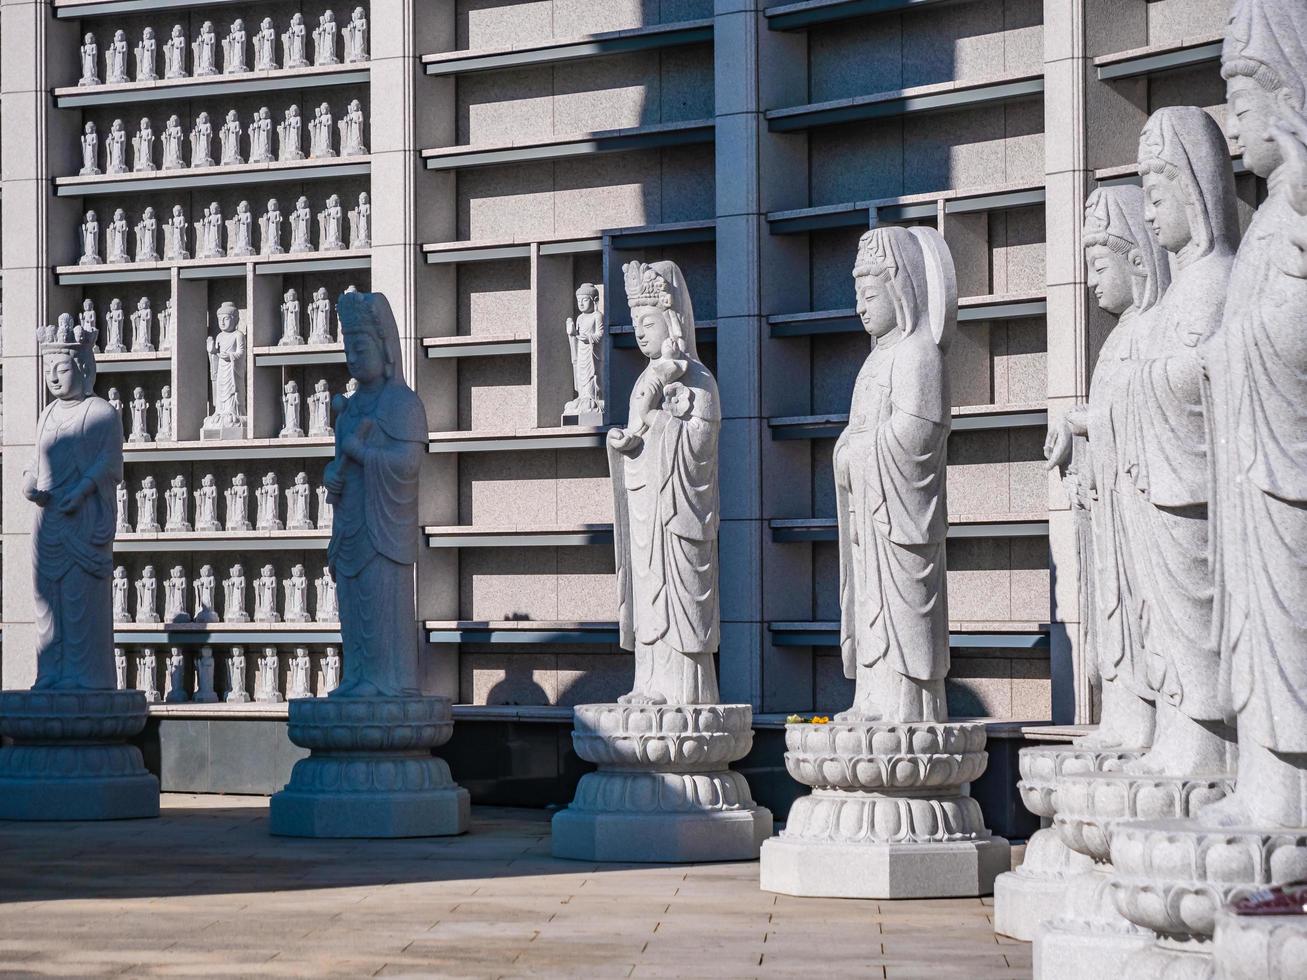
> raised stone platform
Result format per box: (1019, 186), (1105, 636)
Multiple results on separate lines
(0, 689), (159, 820)
(269, 695), (469, 838)
(760, 720), (1008, 899)
(1213, 906), (1307, 980)
(551, 703), (772, 863)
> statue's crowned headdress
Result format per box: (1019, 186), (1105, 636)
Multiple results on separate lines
(37, 314), (97, 354)
(623, 261), (673, 311)
(622, 259), (699, 358)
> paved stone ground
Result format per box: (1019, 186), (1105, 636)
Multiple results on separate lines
(0, 794), (1031, 979)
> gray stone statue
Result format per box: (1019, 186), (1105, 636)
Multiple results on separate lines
(318, 194), (345, 250)
(164, 475), (190, 532)
(116, 480), (130, 533)
(105, 29), (128, 84)
(288, 647), (312, 699)
(219, 110), (242, 166)
(313, 10), (339, 66)
(254, 19), (277, 70)
(322, 646), (341, 692)
(156, 386), (172, 441)
(164, 25), (187, 80)
(161, 115), (184, 170)
(564, 283), (605, 424)
(192, 565), (219, 623)
(79, 302), (96, 341)
(227, 647), (250, 703)
(260, 199), (284, 254)
(194, 474), (220, 531)
(193, 20), (217, 76)
(228, 200), (255, 257)
(113, 567), (130, 622)
(348, 191), (371, 248)
(283, 13), (309, 69)
(190, 111), (213, 167)
(115, 647), (127, 689)
(135, 566), (160, 622)
(280, 288), (303, 345)
(106, 210), (130, 264)
(286, 472), (313, 530)
(138, 649), (160, 703)
(223, 565), (249, 623)
(107, 387), (123, 424)
(104, 298), (126, 353)
(339, 99), (367, 157)
(290, 196), (314, 252)
(343, 7), (368, 63)
(308, 379), (333, 436)
(278, 105), (303, 161)
(79, 210), (101, 266)
(284, 565), (310, 622)
(255, 647), (282, 703)
(135, 476), (160, 533)
(164, 646), (187, 703)
(254, 564), (280, 623)
(280, 380), (304, 438)
(136, 27), (158, 82)
(308, 288), (333, 343)
(249, 106), (273, 164)
(317, 484), (334, 531)
(315, 567), (338, 621)
(194, 647), (219, 703)
(105, 119), (127, 174)
(131, 117), (154, 172)
(126, 387), (150, 444)
(130, 298), (154, 352)
(80, 122), (99, 176)
(225, 473), (250, 531)
(202, 302), (245, 439)
(164, 205), (189, 261)
(163, 565), (189, 623)
(256, 472), (282, 530)
(79, 32), (99, 86)
(134, 209), (159, 263)
(309, 103), (334, 159)
(223, 19), (247, 74)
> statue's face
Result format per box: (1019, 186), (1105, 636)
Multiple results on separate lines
(132, 387), (143, 398)
(43, 354), (80, 400)
(344, 328), (385, 383)
(218, 309), (238, 332)
(1227, 76), (1286, 179)
(1086, 243), (1135, 316)
(854, 273), (897, 339)
(144, 477), (154, 488)
(144, 566), (154, 578)
(145, 28), (154, 39)
(1142, 171), (1192, 254)
(576, 292), (593, 313)
(138, 298), (149, 310)
(162, 386), (170, 396)
(631, 305), (670, 358)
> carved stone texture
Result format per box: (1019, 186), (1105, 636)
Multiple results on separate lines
(563, 283), (605, 425)
(1213, 907), (1307, 980)
(202, 302), (245, 439)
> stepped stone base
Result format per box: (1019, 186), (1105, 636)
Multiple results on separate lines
(993, 850), (1088, 941)
(0, 690), (159, 821)
(1033, 865), (1154, 980)
(551, 703), (772, 863)
(1213, 907), (1307, 980)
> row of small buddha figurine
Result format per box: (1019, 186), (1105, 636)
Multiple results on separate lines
(115, 645), (341, 704)
(114, 562), (337, 625)
(116, 471), (335, 535)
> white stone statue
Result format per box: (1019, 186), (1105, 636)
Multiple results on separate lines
(135, 566), (160, 622)
(135, 27), (158, 82)
(135, 476), (160, 533)
(134, 208), (159, 262)
(105, 29), (129, 83)
(194, 474), (220, 531)
(254, 18), (277, 70)
(194, 204), (219, 259)
(158, 300), (174, 350)
(80, 121), (100, 175)
(224, 473), (250, 531)
(345, 377), (358, 398)
(193, 21), (217, 76)
(322, 646), (341, 692)
(318, 194), (344, 250)
(126, 387), (151, 444)
(280, 288), (303, 345)
(131, 117), (154, 172)
(254, 565), (280, 623)
(115, 647), (128, 689)
(260, 198), (284, 254)
(288, 647), (312, 698)
(343, 7), (369, 63)
(202, 302), (245, 439)
(285, 565), (311, 619)
(164, 25), (187, 80)
(313, 10), (339, 66)
(307, 287), (334, 343)
(280, 380), (304, 437)
(249, 106), (274, 164)
(316, 484), (334, 530)
(315, 567), (338, 621)
(79, 33), (100, 86)
(278, 105), (303, 161)
(564, 283), (606, 423)
(227, 647), (250, 703)
(113, 568), (130, 623)
(138, 649), (160, 702)
(290, 196), (314, 252)
(228, 200), (255, 257)
(130, 297), (153, 352)
(161, 115), (184, 170)
(194, 646), (219, 703)
(107, 209), (130, 264)
(309, 103), (334, 159)
(163, 565), (189, 623)
(164, 206), (189, 261)
(308, 379), (333, 436)
(193, 564), (219, 623)
(103, 298), (126, 353)
(286, 472), (313, 529)
(105, 118), (127, 174)
(255, 647), (282, 703)
(107, 386), (123, 423)
(348, 191), (371, 248)
(219, 110), (243, 166)
(79, 210), (102, 265)
(164, 475), (190, 532)
(156, 386), (172, 442)
(190, 111), (214, 167)
(339, 99), (367, 156)
(224, 565), (249, 622)
(115, 480), (131, 533)
(283, 13), (309, 69)
(256, 472), (282, 530)
(164, 646), (187, 702)
(223, 19), (247, 74)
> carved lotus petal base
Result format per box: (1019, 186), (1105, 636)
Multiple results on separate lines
(784, 720), (988, 791)
(1120, 939), (1215, 980)
(993, 827), (1095, 940)
(1018, 743), (1142, 819)
(553, 703), (771, 862)
(0, 689), (148, 742)
(1055, 771), (1233, 863)
(1109, 818), (1307, 945)
(1212, 907), (1307, 980)
(285, 695), (454, 752)
(782, 787), (990, 844)
(1031, 866), (1154, 980)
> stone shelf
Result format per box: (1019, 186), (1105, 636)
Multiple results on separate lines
(1094, 34), (1223, 81)
(422, 236), (601, 266)
(55, 157), (371, 199)
(425, 620), (621, 645)
(421, 120), (715, 171)
(57, 249), (372, 286)
(97, 351), (172, 373)
(768, 292), (1046, 336)
(610, 321), (717, 348)
(422, 334), (532, 359)
(768, 620), (1051, 652)
(56, 0), (252, 18)
(114, 529), (330, 552)
(768, 404), (1048, 439)
(424, 524), (614, 548)
(114, 622), (340, 645)
(766, 73), (1044, 133)
(765, 0), (957, 32)
(53, 63), (370, 109)
(124, 436), (334, 463)
(427, 425), (611, 454)
(607, 218), (717, 249)
(251, 343), (346, 367)
(767, 182), (1045, 235)
(770, 514), (1049, 542)
(422, 19), (713, 76)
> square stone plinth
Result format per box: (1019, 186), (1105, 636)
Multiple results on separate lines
(551, 806), (773, 863)
(1033, 917), (1154, 980)
(269, 787), (470, 838)
(0, 770), (160, 821)
(993, 867), (1073, 940)
(759, 835), (1010, 899)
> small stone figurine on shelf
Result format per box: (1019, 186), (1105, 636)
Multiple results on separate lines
(105, 119), (127, 174)
(193, 565), (220, 623)
(159, 300), (174, 350)
(228, 201), (255, 257)
(107, 210), (131, 264)
(290, 196), (314, 252)
(224, 565), (249, 623)
(116, 481), (131, 533)
(249, 107), (274, 164)
(134, 209), (159, 263)
(349, 192), (371, 248)
(156, 386), (172, 442)
(164, 475), (190, 532)
(227, 647), (251, 703)
(194, 474), (221, 531)
(191, 111), (214, 167)
(316, 484), (334, 531)
(339, 100), (367, 156)
(284, 565), (311, 622)
(132, 117), (155, 172)
(162, 115), (184, 170)
(80, 211), (102, 266)
(283, 13), (309, 69)
(318, 194), (345, 250)
(563, 283), (605, 425)
(106, 29), (129, 84)
(107, 386), (123, 423)
(164, 566), (189, 623)
(316, 567), (338, 621)
(309, 103), (334, 159)
(135, 566), (160, 623)
(280, 289), (303, 345)
(164, 206), (189, 261)
(286, 473), (314, 530)
(256, 647), (282, 703)
(256, 472), (282, 530)
(79, 32), (100, 86)
(254, 18), (277, 71)
(130, 298), (154, 353)
(135, 476), (160, 533)
(80, 121), (100, 176)
(313, 10), (339, 66)
(261, 199), (285, 254)
(288, 648), (312, 699)
(223, 19), (248, 74)
(278, 106), (304, 161)
(281, 380), (305, 437)
(308, 379), (333, 436)
(113, 568), (130, 623)
(136, 27), (158, 82)
(322, 647), (341, 692)
(164, 647), (186, 702)
(225, 473), (251, 531)
(202, 302), (246, 440)
(115, 647), (128, 690)
(193, 20), (218, 76)
(127, 387), (151, 444)
(308, 288), (333, 343)
(220, 110), (243, 166)
(104, 299), (126, 353)
(164, 25), (187, 80)
(254, 565), (280, 623)
(343, 7), (368, 63)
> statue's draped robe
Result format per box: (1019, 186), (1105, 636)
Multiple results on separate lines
(570, 315), (603, 410)
(210, 330), (243, 422)
(1211, 182), (1307, 752)
(835, 329), (949, 686)
(329, 379), (427, 697)
(612, 359), (720, 704)
(32, 396), (123, 690)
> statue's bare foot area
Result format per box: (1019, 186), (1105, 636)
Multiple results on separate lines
(617, 691), (668, 706)
(834, 705), (881, 723)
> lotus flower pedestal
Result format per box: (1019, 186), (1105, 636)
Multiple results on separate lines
(1212, 906), (1307, 980)
(270, 696), (469, 838)
(551, 703), (773, 863)
(0, 690), (159, 820)
(759, 721), (1009, 899)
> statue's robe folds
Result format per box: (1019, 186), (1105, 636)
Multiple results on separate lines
(1211, 186), (1307, 752)
(835, 329), (949, 688)
(611, 359), (720, 704)
(31, 396), (124, 690)
(329, 378), (427, 697)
